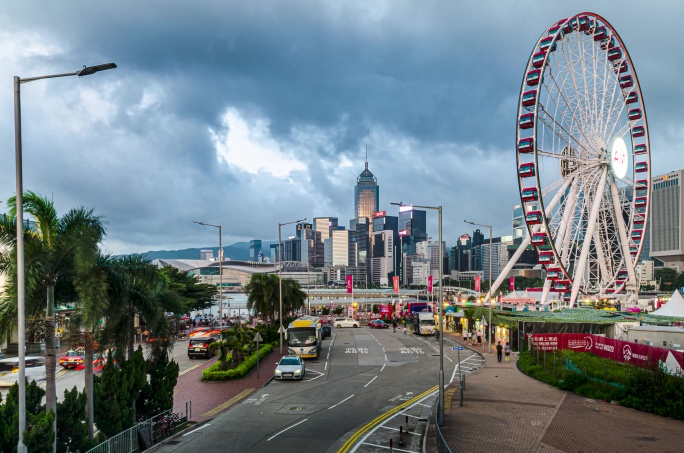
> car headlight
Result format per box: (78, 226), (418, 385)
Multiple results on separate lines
(294, 369), (302, 375)
(275, 369), (282, 375)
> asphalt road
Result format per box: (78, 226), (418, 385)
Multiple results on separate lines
(156, 327), (484, 453)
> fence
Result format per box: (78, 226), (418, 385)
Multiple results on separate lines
(431, 400), (452, 453)
(86, 402), (191, 453)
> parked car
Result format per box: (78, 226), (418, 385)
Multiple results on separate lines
(334, 317), (359, 328)
(187, 337), (217, 359)
(321, 325), (332, 339)
(274, 355), (306, 380)
(368, 319), (389, 329)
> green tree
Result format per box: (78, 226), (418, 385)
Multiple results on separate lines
(137, 346), (179, 418)
(655, 267), (683, 291)
(245, 274), (279, 326)
(0, 192), (104, 451)
(281, 278), (306, 315)
(159, 265), (218, 313)
(56, 387), (93, 453)
(0, 380), (54, 453)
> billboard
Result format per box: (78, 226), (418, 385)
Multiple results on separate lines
(346, 275), (353, 294)
(374, 211), (386, 218)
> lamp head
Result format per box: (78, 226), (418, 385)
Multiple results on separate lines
(77, 63), (117, 77)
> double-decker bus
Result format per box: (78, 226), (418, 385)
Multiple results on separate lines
(286, 317), (321, 359)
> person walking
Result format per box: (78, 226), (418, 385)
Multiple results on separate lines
(462, 329), (467, 344)
(467, 330), (473, 345)
(496, 341), (503, 363)
(402, 317), (407, 335)
(392, 318), (397, 333)
(476, 329), (482, 346)
(504, 342), (511, 363)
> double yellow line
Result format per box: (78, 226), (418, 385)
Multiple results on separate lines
(337, 385), (438, 453)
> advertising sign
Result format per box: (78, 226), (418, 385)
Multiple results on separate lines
(474, 276), (481, 292)
(509, 276), (515, 291)
(346, 275), (353, 294)
(373, 211), (386, 218)
(393, 276), (399, 293)
(428, 276), (433, 293)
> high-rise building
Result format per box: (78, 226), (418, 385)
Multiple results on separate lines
(355, 157), (379, 242)
(371, 230), (394, 285)
(372, 213), (398, 237)
(331, 229), (350, 266)
(249, 240), (262, 262)
(650, 169), (684, 271)
(350, 217), (370, 268)
(313, 217), (338, 267)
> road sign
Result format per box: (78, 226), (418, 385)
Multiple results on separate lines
(253, 333), (264, 343)
(452, 346), (464, 351)
(277, 326), (286, 333)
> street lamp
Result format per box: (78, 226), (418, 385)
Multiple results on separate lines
(13, 62), (117, 453)
(193, 221), (224, 321)
(278, 218), (306, 354)
(464, 220), (493, 354)
(392, 202), (444, 426)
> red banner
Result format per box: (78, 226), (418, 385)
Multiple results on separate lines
(474, 276), (481, 292)
(393, 276), (399, 293)
(428, 276), (433, 293)
(346, 275), (353, 294)
(530, 333), (684, 372)
(509, 276), (515, 291)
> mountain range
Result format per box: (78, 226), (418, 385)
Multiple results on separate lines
(140, 241), (275, 261)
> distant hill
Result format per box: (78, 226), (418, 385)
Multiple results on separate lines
(140, 241), (275, 261)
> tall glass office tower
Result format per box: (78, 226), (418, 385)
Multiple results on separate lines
(355, 159), (379, 226)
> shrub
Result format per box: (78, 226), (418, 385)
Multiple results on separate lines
(557, 373), (588, 391)
(202, 344), (274, 381)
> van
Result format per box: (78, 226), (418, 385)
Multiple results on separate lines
(188, 337), (217, 359)
(0, 356), (47, 387)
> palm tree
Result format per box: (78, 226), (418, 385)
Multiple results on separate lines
(245, 274), (279, 326)
(0, 192), (104, 448)
(281, 278), (307, 315)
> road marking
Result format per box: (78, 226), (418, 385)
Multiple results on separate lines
(267, 418), (308, 441)
(202, 388), (254, 417)
(182, 423), (211, 436)
(179, 362), (203, 376)
(325, 361), (328, 371)
(363, 376), (377, 388)
(328, 394), (354, 409)
(380, 425), (421, 436)
(384, 354), (387, 361)
(362, 442), (416, 452)
(380, 364), (386, 372)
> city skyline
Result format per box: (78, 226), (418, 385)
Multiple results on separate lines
(0, 2), (681, 255)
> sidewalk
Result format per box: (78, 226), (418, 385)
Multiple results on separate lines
(429, 331), (684, 452)
(173, 346), (284, 423)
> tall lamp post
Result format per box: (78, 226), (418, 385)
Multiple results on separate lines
(465, 220), (493, 354)
(14, 62), (116, 453)
(392, 202), (444, 426)
(278, 218), (306, 354)
(193, 221), (223, 321)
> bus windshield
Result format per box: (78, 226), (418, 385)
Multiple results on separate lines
(288, 329), (317, 346)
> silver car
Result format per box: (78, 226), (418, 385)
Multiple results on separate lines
(274, 355), (306, 380)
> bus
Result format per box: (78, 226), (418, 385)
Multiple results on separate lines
(286, 317), (322, 359)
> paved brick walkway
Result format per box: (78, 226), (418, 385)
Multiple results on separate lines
(429, 332), (684, 453)
(172, 348), (284, 423)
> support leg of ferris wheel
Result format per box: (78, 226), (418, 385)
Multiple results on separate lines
(557, 180), (580, 265)
(569, 167), (609, 307)
(485, 177), (573, 304)
(540, 278), (553, 305)
(609, 173), (638, 289)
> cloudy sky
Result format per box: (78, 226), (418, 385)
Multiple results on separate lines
(1, 1), (681, 255)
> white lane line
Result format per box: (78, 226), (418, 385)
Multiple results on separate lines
(328, 394), (354, 409)
(445, 355), (453, 363)
(267, 419), (308, 441)
(384, 354), (388, 361)
(415, 402), (432, 408)
(183, 423), (211, 436)
(364, 376), (378, 388)
(361, 441), (417, 452)
(325, 361), (328, 371)
(380, 364), (386, 372)
(380, 425), (421, 436)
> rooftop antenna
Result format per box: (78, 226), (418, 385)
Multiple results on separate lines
(365, 144), (368, 170)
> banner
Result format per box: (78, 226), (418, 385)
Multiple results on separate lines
(393, 276), (399, 293)
(346, 275), (353, 294)
(530, 333), (684, 373)
(428, 276), (433, 293)
(474, 276), (481, 292)
(509, 276), (515, 291)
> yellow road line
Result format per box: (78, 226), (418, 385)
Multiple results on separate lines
(202, 388), (254, 417)
(338, 385), (438, 453)
(179, 362), (203, 376)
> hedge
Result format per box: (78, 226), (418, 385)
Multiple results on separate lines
(202, 344), (274, 381)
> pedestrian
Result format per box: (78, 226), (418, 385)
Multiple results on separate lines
(462, 329), (467, 344)
(467, 330), (472, 345)
(476, 329), (482, 345)
(505, 342), (511, 363)
(496, 341), (503, 363)
(402, 318), (407, 335)
(392, 318), (397, 333)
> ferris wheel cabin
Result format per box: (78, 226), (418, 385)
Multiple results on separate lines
(633, 213), (645, 225)
(618, 270), (629, 280)
(620, 75), (634, 89)
(538, 251), (554, 264)
(607, 47), (622, 61)
(631, 230), (643, 241)
(634, 144), (647, 155)
(634, 196), (647, 208)
(525, 210), (543, 225)
(631, 126), (645, 138)
(526, 69), (541, 86)
(518, 163), (536, 178)
(593, 26), (608, 41)
(518, 137), (534, 153)
(635, 179), (648, 190)
(531, 232), (548, 246)
(522, 90), (537, 107)
(546, 267), (561, 280)
(521, 187), (539, 202)
(554, 280), (571, 292)
(519, 113), (534, 129)
(532, 52), (546, 69)
(635, 162), (648, 173)
(613, 60), (629, 74)
(628, 109), (642, 121)
(539, 36), (556, 52)
(625, 92), (639, 104)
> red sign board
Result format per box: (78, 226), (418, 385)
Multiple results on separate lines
(393, 276), (399, 293)
(509, 276), (515, 291)
(474, 276), (481, 292)
(373, 211), (386, 218)
(428, 276), (433, 293)
(346, 275), (353, 294)
(530, 334), (684, 371)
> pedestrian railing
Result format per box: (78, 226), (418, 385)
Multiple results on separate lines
(86, 402), (191, 453)
(429, 398), (452, 453)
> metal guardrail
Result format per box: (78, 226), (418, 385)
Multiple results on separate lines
(434, 402), (452, 453)
(86, 403), (190, 453)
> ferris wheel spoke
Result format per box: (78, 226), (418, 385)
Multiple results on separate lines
(537, 105), (597, 158)
(609, 174), (638, 287)
(592, 214), (611, 286)
(557, 34), (592, 143)
(569, 166), (609, 306)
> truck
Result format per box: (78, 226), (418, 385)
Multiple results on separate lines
(412, 312), (436, 336)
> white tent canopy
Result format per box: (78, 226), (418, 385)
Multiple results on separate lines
(652, 290), (684, 317)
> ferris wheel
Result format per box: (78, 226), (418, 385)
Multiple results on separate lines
(514, 12), (651, 306)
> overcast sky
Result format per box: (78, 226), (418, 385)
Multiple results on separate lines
(1, 1), (682, 255)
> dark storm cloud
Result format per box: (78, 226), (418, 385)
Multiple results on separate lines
(1, 1), (682, 253)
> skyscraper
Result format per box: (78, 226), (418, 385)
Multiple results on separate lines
(650, 169), (684, 271)
(355, 156), (379, 241)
